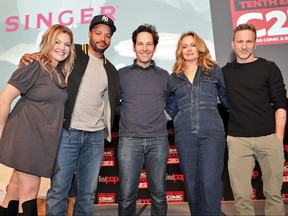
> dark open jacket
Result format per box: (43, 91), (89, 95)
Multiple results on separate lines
(63, 44), (119, 141)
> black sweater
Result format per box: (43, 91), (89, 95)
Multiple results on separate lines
(222, 57), (287, 137)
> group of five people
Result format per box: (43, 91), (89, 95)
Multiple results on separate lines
(0, 14), (286, 216)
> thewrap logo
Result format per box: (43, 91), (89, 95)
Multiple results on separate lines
(98, 193), (115, 204)
(167, 145), (179, 164)
(166, 191), (184, 203)
(139, 169), (148, 189)
(98, 175), (119, 184)
(102, 148), (114, 167)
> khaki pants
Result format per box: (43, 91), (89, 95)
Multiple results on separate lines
(227, 134), (285, 216)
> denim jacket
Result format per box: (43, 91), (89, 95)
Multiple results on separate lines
(166, 65), (228, 135)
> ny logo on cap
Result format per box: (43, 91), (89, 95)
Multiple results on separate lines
(102, 15), (109, 22)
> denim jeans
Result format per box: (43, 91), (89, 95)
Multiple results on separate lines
(118, 136), (169, 216)
(46, 128), (104, 216)
(175, 131), (225, 216)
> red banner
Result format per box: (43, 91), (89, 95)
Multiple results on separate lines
(230, 0), (288, 45)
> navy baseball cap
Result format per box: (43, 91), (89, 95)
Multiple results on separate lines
(89, 15), (116, 34)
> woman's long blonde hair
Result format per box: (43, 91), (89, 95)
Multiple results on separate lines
(35, 24), (76, 84)
(173, 31), (216, 75)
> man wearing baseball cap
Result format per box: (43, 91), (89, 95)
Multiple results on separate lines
(89, 14), (116, 33)
(18, 15), (118, 216)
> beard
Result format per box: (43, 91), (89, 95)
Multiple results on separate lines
(90, 40), (109, 54)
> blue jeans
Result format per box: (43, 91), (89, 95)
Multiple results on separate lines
(46, 128), (104, 216)
(175, 131), (225, 216)
(118, 136), (169, 216)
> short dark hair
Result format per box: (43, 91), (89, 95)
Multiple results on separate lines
(132, 24), (159, 46)
(233, 23), (257, 41)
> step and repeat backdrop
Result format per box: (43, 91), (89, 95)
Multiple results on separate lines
(92, 108), (288, 204)
(0, 0), (288, 204)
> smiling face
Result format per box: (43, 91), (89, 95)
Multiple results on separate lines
(50, 32), (71, 67)
(181, 35), (199, 64)
(133, 32), (156, 68)
(232, 29), (257, 63)
(88, 24), (112, 57)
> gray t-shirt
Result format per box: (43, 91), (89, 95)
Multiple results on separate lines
(70, 52), (108, 131)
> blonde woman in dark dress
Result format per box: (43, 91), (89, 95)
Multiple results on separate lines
(0, 24), (75, 216)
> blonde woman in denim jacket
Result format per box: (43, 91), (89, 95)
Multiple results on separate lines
(166, 31), (228, 216)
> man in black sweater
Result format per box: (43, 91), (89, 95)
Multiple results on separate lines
(222, 23), (287, 216)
